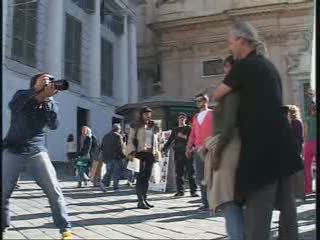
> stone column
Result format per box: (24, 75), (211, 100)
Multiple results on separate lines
(118, 15), (129, 105)
(87, 1), (101, 98)
(2, 0), (7, 64)
(128, 16), (138, 103)
(45, 0), (64, 78)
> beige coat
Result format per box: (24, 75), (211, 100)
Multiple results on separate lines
(205, 92), (241, 211)
(126, 124), (161, 160)
(205, 131), (241, 211)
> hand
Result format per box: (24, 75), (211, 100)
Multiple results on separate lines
(42, 83), (58, 98)
(34, 74), (52, 92)
(34, 74), (58, 101)
(212, 148), (222, 171)
(185, 149), (193, 159)
(129, 151), (136, 160)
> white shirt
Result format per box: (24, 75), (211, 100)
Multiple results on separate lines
(145, 129), (153, 148)
(67, 141), (77, 153)
(197, 110), (209, 125)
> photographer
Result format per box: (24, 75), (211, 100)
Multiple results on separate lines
(2, 73), (73, 240)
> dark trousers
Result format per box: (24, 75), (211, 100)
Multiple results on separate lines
(245, 175), (298, 240)
(101, 159), (122, 190)
(174, 151), (197, 194)
(194, 152), (208, 207)
(135, 152), (154, 202)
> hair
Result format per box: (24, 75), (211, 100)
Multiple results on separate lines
(195, 93), (209, 102)
(287, 105), (301, 121)
(82, 126), (92, 138)
(67, 134), (74, 142)
(135, 109), (156, 129)
(224, 55), (235, 66)
(231, 21), (269, 57)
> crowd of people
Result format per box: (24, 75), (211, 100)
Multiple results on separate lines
(2, 21), (317, 240)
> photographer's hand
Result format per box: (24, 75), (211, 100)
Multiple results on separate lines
(34, 74), (58, 102)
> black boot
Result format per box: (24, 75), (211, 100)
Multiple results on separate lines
(144, 199), (154, 208)
(143, 194), (154, 208)
(137, 201), (149, 209)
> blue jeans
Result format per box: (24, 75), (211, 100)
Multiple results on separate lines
(2, 150), (71, 233)
(101, 159), (122, 190)
(220, 202), (245, 240)
(194, 151), (208, 207)
(76, 165), (89, 184)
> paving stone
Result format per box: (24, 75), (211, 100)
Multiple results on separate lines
(3, 178), (316, 240)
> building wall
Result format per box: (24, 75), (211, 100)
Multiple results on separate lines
(137, 0), (314, 116)
(3, 0), (139, 161)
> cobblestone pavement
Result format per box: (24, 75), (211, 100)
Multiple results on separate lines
(3, 173), (316, 240)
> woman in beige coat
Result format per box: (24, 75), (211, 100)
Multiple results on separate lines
(206, 56), (244, 240)
(127, 106), (161, 209)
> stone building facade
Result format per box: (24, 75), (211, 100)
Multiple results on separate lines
(2, 0), (140, 161)
(136, 0), (314, 118)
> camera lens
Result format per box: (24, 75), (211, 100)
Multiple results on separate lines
(53, 80), (69, 91)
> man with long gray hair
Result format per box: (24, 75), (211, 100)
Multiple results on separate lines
(212, 21), (303, 240)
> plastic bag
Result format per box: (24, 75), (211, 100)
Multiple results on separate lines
(127, 157), (140, 173)
(150, 162), (161, 184)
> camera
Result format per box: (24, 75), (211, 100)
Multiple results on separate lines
(49, 77), (69, 91)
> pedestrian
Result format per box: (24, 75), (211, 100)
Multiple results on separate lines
(124, 124), (137, 186)
(76, 126), (92, 188)
(287, 105), (305, 200)
(66, 134), (77, 176)
(127, 106), (161, 209)
(2, 73), (73, 239)
(100, 123), (126, 192)
(162, 112), (198, 197)
(89, 134), (101, 187)
(212, 21), (303, 240)
(206, 55), (245, 240)
(186, 93), (214, 211)
(304, 102), (317, 195)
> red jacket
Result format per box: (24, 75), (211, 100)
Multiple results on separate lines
(187, 110), (214, 150)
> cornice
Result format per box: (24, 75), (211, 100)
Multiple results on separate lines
(148, 1), (313, 32)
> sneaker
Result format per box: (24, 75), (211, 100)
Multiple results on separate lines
(173, 192), (184, 197)
(100, 182), (107, 193)
(190, 192), (199, 197)
(77, 182), (82, 188)
(61, 231), (73, 240)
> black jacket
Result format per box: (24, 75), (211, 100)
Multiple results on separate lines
(101, 131), (126, 162)
(224, 51), (303, 202)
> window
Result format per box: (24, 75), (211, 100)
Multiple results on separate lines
(64, 14), (82, 83)
(71, 0), (95, 13)
(101, 38), (113, 96)
(12, 0), (38, 67)
(202, 59), (224, 76)
(100, 0), (124, 35)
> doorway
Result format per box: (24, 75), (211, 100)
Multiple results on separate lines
(77, 107), (89, 151)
